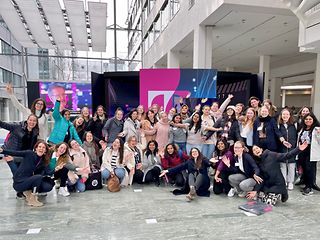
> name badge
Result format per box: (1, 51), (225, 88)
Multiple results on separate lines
(235, 162), (240, 167)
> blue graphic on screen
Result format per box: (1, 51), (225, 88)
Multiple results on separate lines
(177, 69), (217, 98)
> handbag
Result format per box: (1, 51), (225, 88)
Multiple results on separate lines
(107, 173), (120, 192)
(85, 169), (103, 190)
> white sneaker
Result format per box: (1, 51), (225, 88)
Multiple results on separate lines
(58, 187), (70, 197)
(227, 188), (235, 197)
(288, 183), (294, 190)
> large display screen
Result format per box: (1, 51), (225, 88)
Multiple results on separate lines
(39, 82), (92, 112)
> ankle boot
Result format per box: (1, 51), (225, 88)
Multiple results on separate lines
(27, 193), (43, 207)
(23, 190), (32, 202)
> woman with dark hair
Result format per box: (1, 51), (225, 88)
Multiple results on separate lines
(48, 98), (82, 145)
(169, 113), (187, 152)
(122, 108), (140, 142)
(253, 106), (284, 151)
(6, 84), (48, 140)
(141, 109), (158, 143)
(185, 112), (203, 153)
(0, 140), (52, 207)
(212, 139), (234, 194)
(0, 114), (39, 175)
(201, 105), (217, 159)
(73, 116), (86, 141)
(297, 113), (320, 195)
(160, 143), (188, 187)
(101, 137), (127, 185)
(248, 141), (308, 205)
(87, 105), (108, 142)
(206, 105), (242, 146)
(277, 108), (297, 190)
(142, 140), (162, 185)
(235, 103), (245, 119)
(160, 147), (214, 201)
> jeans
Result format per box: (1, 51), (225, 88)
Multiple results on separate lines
(13, 175), (43, 193)
(186, 143), (202, 155)
(68, 177), (86, 192)
(101, 168), (126, 183)
(202, 144), (215, 159)
(228, 173), (256, 192)
(188, 173), (206, 191)
(174, 142), (187, 153)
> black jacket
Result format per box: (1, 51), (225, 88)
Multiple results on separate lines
(87, 117), (107, 142)
(254, 148), (300, 194)
(168, 158), (211, 175)
(2, 149), (46, 183)
(206, 117), (242, 143)
(230, 153), (260, 178)
(278, 123), (297, 163)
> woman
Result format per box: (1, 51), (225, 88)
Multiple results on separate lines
(213, 139), (234, 194)
(6, 84), (48, 140)
(122, 108), (140, 142)
(160, 143), (188, 187)
(239, 107), (256, 151)
(0, 140), (51, 207)
(201, 105), (217, 159)
(101, 137), (127, 185)
(169, 114), (187, 153)
(168, 107), (177, 121)
(73, 116), (86, 142)
(185, 112), (203, 153)
(248, 141), (308, 205)
(210, 94), (233, 121)
(0, 114), (39, 177)
(263, 99), (277, 118)
(87, 105), (107, 142)
(142, 140), (162, 185)
(68, 140), (91, 192)
(253, 106), (284, 151)
(235, 103), (245, 119)
(278, 108), (297, 190)
(137, 105), (146, 121)
(48, 99), (82, 145)
(146, 112), (170, 150)
(248, 96), (261, 115)
(47, 142), (87, 197)
(123, 135), (146, 185)
(227, 141), (261, 198)
(141, 109), (158, 143)
(102, 108), (124, 147)
(80, 106), (91, 129)
(82, 131), (103, 169)
(297, 113), (320, 195)
(160, 148), (213, 201)
(206, 105), (241, 146)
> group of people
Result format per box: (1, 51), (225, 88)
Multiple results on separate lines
(1, 84), (319, 207)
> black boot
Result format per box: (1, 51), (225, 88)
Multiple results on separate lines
(312, 184), (320, 191)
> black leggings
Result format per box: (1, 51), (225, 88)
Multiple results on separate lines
(170, 172), (185, 187)
(144, 166), (161, 184)
(213, 172), (232, 195)
(13, 175), (53, 193)
(54, 167), (69, 187)
(301, 156), (317, 188)
(133, 169), (144, 184)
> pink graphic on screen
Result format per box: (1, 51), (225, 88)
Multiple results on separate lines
(140, 69), (190, 112)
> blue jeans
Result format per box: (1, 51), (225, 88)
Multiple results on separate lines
(186, 143), (202, 155)
(101, 168), (125, 183)
(68, 177), (86, 192)
(174, 142), (186, 153)
(202, 144), (215, 159)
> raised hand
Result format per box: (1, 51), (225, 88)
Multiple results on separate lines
(6, 84), (13, 94)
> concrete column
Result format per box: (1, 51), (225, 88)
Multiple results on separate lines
(167, 50), (180, 68)
(312, 53), (320, 119)
(281, 89), (286, 108)
(270, 77), (282, 107)
(193, 25), (213, 68)
(259, 55), (271, 99)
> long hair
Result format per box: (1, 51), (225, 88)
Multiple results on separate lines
(242, 107), (256, 129)
(83, 131), (99, 155)
(190, 147), (204, 170)
(189, 112), (202, 133)
(112, 137), (124, 164)
(172, 113), (183, 124)
(215, 138), (229, 156)
(30, 98), (46, 115)
(128, 108), (138, 121)
(278, 108), (295, 125)
(301, 113), (320, 131)
(145, 109), (158, 126)
(73, 116), (86, 133)
(95, 105), (107, 120)
(26, 114), (39, 133)
(164, 143), (178, 159)
(53, 142), (70, 165)
(33, 140), (50, 166)
(145, 140), (159, 158)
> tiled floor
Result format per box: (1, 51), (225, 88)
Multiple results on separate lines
(0, 160), (319, 240)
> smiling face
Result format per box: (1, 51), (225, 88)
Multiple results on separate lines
(76, 117), (84, 126)
(70, 140), (80, 151)
(63, 111), (71, 121)
(57, 143), (67, 156)
(304, 115), (314, 128)
(281, 109), (291, 123)
(192, 114), (200, 123)
(81, 107), (90, 118)
(301, 107), (310, 117)
(27, 115), (38, 129)
(250, 99), (259, 108)
(35, 100), (44, 111)
(115, 110), (123, 121)
(112, 138), (121, 150)
(233, 142), (244, 156)
(226, 108), (234, 116)
(148, 142), (156, 151)
(246, 109), (255, 120)
(181, 105), (188, 114)
(211, 102), (219, 112)
(202, 106), (210, 116)
(191, 148), (199, 158)
(217, 141), (226, 151)
(173, 115), (181, 123)
(131, 111), (138, 120)
(128, 137), (137, 148)
(260, 106), (269, 118)
(166, 144), (174, 155)
(85, 132), (94, 143)
(252, 145), (263, 157)
(97, 107), (104, 117)
(35, 143), (47, 157)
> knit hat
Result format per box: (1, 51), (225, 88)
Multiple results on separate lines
(226, 105), (236, 112)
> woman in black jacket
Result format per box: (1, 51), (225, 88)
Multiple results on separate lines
(160, 147), (214, 201)
(0, 140), (52, 207)
(87, 105), (107, 143)
(247, 141), (308, 205)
